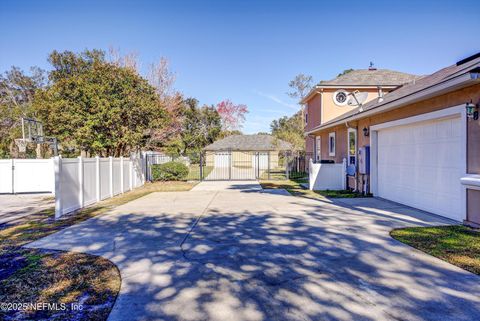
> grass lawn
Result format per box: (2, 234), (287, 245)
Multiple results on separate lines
(186, 165), (213, 180)
(260, 178), (370, 201)
(390, 225), (480, 275)
(0, 180), (196, 321)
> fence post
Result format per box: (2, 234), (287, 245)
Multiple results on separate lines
(78, 156), (84, 208)
(54, 156), (62, 219)
(109, 156), (114, 197)
(96, 156), (100, 202)
(342, 158), (347, 190)
(285, 152), (290, 180)
(229, 150), (232, 180)
(129, 157), (133, 190)
(10, 159), (14, 194)
(120, 156), (124, 193)
(200, 152), (203, 181)
(256, 152), (259, 179)
(268, 152), (271, 180)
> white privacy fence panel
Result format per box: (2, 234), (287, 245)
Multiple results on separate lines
(0, 160), (13, 193)
(309, 159), (346, 190)
(0, 159), (54, 194)
(60, 159), (81, 214)
(132, 156), (144, 188)
(83, 158), (97, 206)
(112, 158), (122, 196)
(122, 160), (131, 193)
(100, 159), (111, 200)
(55, 155), (145, 218)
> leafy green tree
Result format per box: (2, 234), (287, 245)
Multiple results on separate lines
(0, 66), (45, 158)
(337, 68), (354, 77)
(166, 98), (222, 158)
(270, 111), (304, 151)
(218, 129), (242, 139)
(34, 49), (168, 156)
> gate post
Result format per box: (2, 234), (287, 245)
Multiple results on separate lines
(256, 152), (259, 179)
(285, 152), (290, 180)
(200, 152), (204, 181)
(54, 156), (62, 219)
(11, 159), (14, 194)
(229, 149), (232, 180)
(268, 152), (271, 180)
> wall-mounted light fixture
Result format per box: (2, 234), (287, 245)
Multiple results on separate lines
(363, 127), (369, 137)
(466, 100), (479, 120)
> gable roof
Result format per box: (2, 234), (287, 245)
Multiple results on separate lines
(306, 54), (480, 134)
(319, 69), (420, 87)
(204, 134), (292, 151)
(301, 68), (420, 104)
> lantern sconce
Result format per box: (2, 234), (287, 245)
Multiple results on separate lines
(363, 127), (370, 137)
(466, 100), (479, 120)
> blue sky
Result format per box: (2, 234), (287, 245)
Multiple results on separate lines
(1, 0), (479, 133)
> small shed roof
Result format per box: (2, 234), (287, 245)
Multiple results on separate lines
(204, 134), (292, 151)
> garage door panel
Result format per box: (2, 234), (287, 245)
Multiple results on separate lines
(214, 153), (230, 168)
(377, 116), (463, 221)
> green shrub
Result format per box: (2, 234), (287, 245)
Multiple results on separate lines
(152, 161), (189, 181)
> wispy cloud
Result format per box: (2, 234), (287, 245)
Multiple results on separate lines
(253, 90), (298, 110)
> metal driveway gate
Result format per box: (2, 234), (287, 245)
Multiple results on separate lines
(144, 150), (310, 182)
(201, 150), (269, 181)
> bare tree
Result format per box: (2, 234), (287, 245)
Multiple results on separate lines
(147, 57), (176, 99)
(146, 58), (184, 148)
(108, 46), (139, 71)
(287, 73), (314, 102)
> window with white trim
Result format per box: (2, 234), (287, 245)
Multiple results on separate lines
(328, 132), (335, 156)
(315, 136), (321, 161)
(348, 128), (357, 165)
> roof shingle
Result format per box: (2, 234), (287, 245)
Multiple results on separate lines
(319, 69), (420, 87)
(204, 134), (292, 151)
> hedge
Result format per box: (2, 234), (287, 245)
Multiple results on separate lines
(151, 161), (189, 181)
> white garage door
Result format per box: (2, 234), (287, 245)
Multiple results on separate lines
(377, 116), (463, 221)
(214, 152), (230, 168)
(251, 153), (269, 169)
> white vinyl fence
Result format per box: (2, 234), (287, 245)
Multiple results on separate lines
(0, 159), (54, 194)
(309, 159), (346, 190)
(54, 155), (145, 218)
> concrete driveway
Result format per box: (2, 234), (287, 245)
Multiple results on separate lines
(27, 182), (480, 321)
(0, 193), (54, 224)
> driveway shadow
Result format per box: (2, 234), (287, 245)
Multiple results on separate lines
(27, 191), (480, 321)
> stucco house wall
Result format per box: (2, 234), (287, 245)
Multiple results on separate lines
(305, 88), (393, 156)
(321, 89), (381, 124)
(310, 83), (480, 224)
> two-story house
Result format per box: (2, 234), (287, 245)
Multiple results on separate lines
(302, 67), (419, 161)
(302, 53), (480, 226)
